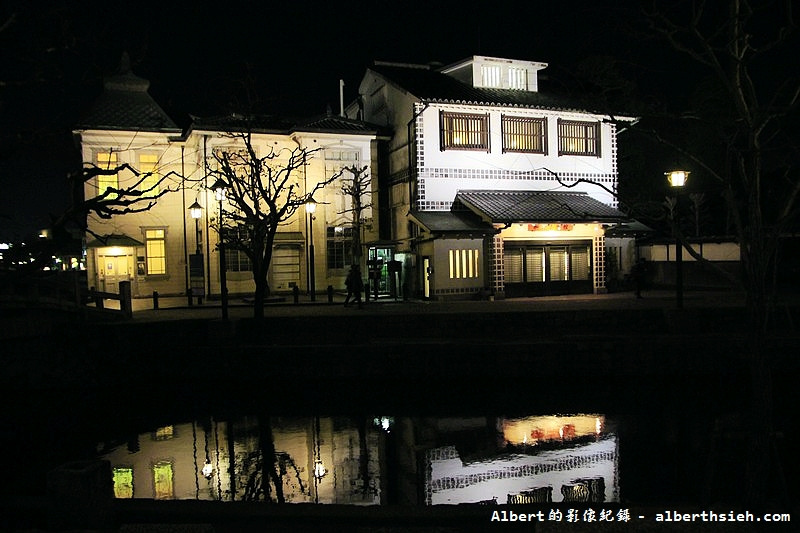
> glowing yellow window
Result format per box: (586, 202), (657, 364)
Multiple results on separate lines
(152, 461), (174, 500)
(96, 152), (119, 198)
(145, 229), (166, 275)
(139, 154), (160, 197)
(112, 467), (134, 499)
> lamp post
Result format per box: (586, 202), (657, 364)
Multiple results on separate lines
(188, 201), (203, 306)
(306, 199), (317, 302)
(212, 178), (228, 319)
(666, 170), (689, 309)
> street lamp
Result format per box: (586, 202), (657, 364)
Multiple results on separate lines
(306, 199), (317, 302)
(188, 200), (204, 306)
(189, 201), (203, 254)
(212, 178), (229, 319)
(666, 170), (689, 309)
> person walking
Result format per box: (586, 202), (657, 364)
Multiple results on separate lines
(344, 265), (364, 308)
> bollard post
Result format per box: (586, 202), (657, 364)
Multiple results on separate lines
(119, 281), (132, 318)
(188, 287), (193, 307)
(152, 290), (159, 310)
(292, 285), (299, 304)
(327, 285), (334, 303)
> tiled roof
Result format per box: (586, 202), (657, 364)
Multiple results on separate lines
(369, 63), (614, 115)
(455, 190), (625, 223)
(191, 113), (388, 137)
(75, 72), (181, 133)
(409, 210), (495, 234)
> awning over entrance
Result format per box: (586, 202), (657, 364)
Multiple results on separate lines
(455, 190), (626, 224)
(86, 233), (144, 248)
(408, 210), (495, 236)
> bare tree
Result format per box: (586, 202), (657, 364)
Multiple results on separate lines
(207, 132), (338, 319)
(338, 165), (372, 267)
(645, 0), (799, 505)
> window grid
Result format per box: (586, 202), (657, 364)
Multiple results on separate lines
(502, 115), (547, 154)
(440, 112), (489, 151)
(508, 67), (528, 90)
(144, 229), (166, 275)
(224, 227), (253, 272)
(481, 65), (501, 88)
(326, 226), (354, 270)
(96, 152), (119, 197)
(139, 154), (160, 196)
(558, 120), (600, 157)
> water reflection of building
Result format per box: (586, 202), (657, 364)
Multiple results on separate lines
(422, 415), (618, 505)
(100, 417), (383, 505)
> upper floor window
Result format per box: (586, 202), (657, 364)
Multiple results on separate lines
(502, 115), (547, 154)
(138, 154), (160, 197)
(558, 120), (601, 157)
(481, 65), (501, 88)
(508, 68), (528, 90)
(96, 152), (119, 198)
(440, 111), (490, 151)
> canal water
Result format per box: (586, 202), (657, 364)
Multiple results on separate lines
(97, 414), (619, 506)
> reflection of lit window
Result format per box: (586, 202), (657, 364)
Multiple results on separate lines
(153, 461), (174, 500)
(153, 426), (174, 441)
(112, 467), (134, 498)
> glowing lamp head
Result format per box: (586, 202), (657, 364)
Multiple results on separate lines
(305, 198), (317, 214)
(666, 170), (689, 188)
(212, 178), (227, 201)
(189, 201), (203, 219)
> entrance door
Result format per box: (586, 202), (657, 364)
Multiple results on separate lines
(272, 247), (301, 291)
(503, 242), (592, 297)
(101, 255), (131, 293)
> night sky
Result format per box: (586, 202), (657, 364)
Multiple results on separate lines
(0, 1), (694, 241)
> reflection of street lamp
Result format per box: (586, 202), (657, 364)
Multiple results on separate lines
(212, 178), (228, 319)
(313, 416), (325, 503)
(667, 170), (689, 309)
(306, 199), (317, 302)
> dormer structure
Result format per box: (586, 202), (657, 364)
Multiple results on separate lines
(439, 55), (548, 92)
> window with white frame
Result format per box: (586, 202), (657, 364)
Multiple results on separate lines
(558, 119), (601, 157)
(144, 228), (166, 275)
(502, 115), (547, 153)
(96, 151), (119, 198)
(440, 111), (490, 151)
(138, 154), (160, 197)
(325, 149), (361, 214)
(508, 67), (528, 90)
(449, 248), (480, 279)
(326, 226), (354, 270)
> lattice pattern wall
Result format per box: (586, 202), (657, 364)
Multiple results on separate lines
(593, 235), (606, 292)
(492, 234), (504, 294)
